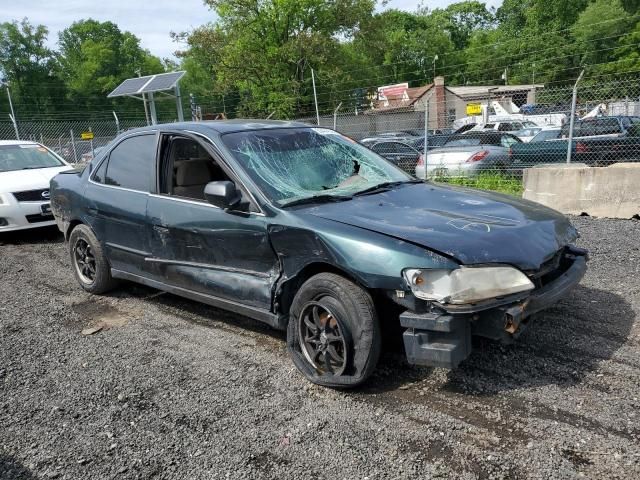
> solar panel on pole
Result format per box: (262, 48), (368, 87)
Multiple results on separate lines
(107, 76), (154, 98)
(107, 72), (186, 125)
(142, 72), (185, 93)
(107, 72), (186, 97)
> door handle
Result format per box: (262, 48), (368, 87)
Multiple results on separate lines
(153, 224), (169, 233)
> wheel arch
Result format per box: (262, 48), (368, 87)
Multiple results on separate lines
(275, 261), (369, 318)
(65, 219), (85, 241)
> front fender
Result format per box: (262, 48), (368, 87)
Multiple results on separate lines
(268, 217), (458, 291)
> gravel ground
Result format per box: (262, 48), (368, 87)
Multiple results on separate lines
(1, 216), (639, 480)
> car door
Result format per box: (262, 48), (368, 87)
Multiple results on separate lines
(145, 132), (279, 311)
(84, 132), (157, 275)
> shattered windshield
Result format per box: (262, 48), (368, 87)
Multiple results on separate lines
(221, 127), (411, 204)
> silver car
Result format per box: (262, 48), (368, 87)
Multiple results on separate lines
(415, 132), (521, 178)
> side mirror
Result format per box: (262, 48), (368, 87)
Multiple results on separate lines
(204, 181), (241, 210)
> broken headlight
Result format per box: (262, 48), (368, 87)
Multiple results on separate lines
(403, 266), (534, 304)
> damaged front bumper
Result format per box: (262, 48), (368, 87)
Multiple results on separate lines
(400, 247), (588, 369)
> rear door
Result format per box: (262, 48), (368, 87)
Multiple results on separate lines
(145, 132), (279, 311)
(84, 133), (157, 274)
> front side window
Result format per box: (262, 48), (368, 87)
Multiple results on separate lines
(103, 134), (156, 192)
(221, 128), (410, 205)
(0, 144), (65, 173)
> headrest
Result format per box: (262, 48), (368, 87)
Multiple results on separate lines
(175, 160), (211, 186)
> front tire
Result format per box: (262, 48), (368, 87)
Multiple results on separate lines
(69, 224), (117, 294)
(287, 273), (381, 388)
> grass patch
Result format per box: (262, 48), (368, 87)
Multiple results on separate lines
(432, 172), (523, 196)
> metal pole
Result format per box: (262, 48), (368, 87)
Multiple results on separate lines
(7, 100), (20, 140)
(333, 102), (342, 130)
(566, 70), (585, 164)
(89, 127), (94, 159)
(148, 92), (158, 125)
(175, 83), (184, 122)
(70, 129), (78, 163)
(423, 99), (429, 180)
(142, 93), (150, 125)
(112, 111), (120, 134)
(311, 68), (320, 125)
(5, 85), (19, 140)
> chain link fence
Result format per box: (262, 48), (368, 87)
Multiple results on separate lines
(2, 76), (640, 195)
(0, 118), (148, 164)
(295, 77), (640, 194)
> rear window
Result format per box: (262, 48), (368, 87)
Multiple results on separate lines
(531, 130), (561, 142)
(594, 118), (622, 135)
(0, 144), (65, 173)
(445, 134), (500, 147)
(445, 137), (483, 147)
(102, 134), (156, 192)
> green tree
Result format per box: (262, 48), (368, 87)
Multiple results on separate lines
(572, 0), (632, 70)
(179, 0), (375, 117)
(0, 19), (64, 115)
(57, 19), (165, 107)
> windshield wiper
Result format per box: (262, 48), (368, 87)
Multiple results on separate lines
(353, 179), (422, 197)
(281, 194), (353, 208)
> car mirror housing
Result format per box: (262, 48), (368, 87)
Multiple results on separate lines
(204, 181), (241, 210)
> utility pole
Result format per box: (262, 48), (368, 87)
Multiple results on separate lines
(423, 99), (429, 179)
(566, 70), (585, 164)
(2, 80), (20, 139)
(311, 68), (320, 125)
(432, 55), (439, 82)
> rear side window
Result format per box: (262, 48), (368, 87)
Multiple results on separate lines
(594, 118), (621, 135)
(104, 135), (156, 192)
(92, 159), (107, 183)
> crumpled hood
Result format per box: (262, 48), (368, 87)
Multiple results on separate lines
(305, 183), (578, 271)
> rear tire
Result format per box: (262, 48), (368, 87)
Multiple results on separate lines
(286, 273), (381, 388)
(69, 224), (117, 294)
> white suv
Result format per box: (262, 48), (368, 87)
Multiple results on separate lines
(0, 140), (73, 232)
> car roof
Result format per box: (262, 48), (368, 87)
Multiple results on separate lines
(0, 140), (39, 146)
(120, 119), (311, 136)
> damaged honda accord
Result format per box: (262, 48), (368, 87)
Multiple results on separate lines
(50, 120), (588, 387)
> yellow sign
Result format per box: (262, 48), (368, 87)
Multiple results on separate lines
(466, 103), (482, 115)
(81, 131), (94, 140)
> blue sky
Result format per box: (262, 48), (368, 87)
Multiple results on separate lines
(2, 1), (503, 59)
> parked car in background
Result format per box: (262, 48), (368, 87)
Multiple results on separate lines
(80, 146), (106, 164)
(529, 128), (562, 143)
(415, 132), (521, 178)
(472, 120), (539, 134)
(514, 127), (543, 142)
(510, 119), (640, 167)
(360, 132), (419, 145)
(402, 129), (452, 137)
(560, 116), (640, 139)
(409, 134), (451, 151)
(366, 140), (424, 173)
(49, 120), (587, 388)
(0, 140), (73, 232)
